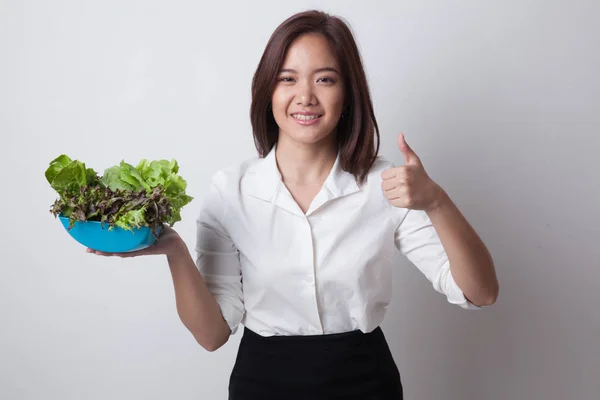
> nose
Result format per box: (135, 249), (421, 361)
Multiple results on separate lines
(295, 80), (318, 106)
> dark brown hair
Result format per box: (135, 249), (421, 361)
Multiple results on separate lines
(250, 10), (380, 185)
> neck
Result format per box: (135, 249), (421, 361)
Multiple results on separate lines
(274, 136), (337, 186)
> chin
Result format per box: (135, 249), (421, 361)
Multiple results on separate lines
(278, 119), (338, 145)
(282, 128), (334, 146)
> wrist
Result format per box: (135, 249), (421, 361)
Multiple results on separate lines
(425, 185), (450, 214)
(166, 237), (188, 261)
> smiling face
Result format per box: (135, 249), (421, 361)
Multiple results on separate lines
(271, 33), (345, 148)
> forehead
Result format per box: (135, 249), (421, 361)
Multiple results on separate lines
(282, 33), (339, 70)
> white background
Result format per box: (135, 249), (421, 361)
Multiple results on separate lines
(2, 1), (599, 399)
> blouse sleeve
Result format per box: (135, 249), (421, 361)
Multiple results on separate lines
(195, 172), (245, 334)
(394, 208), (481, 310)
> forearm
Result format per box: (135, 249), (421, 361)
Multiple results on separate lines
(166, 241), (231, 351)
(426, 190), (499, 306)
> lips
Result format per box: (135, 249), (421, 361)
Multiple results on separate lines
(290, 113), (322, 126)
(291, 113), (322, 121)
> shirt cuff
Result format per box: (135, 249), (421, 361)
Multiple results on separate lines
(444, 262), (483, 310)
(214, 295), (244, 335)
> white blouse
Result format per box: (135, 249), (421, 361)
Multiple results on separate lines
(195, 146), (479, 337)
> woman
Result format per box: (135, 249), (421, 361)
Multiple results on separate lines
(89, 10), (499, 400)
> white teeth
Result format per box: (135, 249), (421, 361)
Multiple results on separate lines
(292, 114), (320, 121)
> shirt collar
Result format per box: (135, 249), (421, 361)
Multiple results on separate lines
(244, 144), (360, 209)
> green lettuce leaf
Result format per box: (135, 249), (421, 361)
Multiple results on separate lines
(101, 161), (151, 192)
(45, 155), (72, 185)
(135, 158), (193, 225)
(45, 154), (99, 194)
(114, 208), (147, 231)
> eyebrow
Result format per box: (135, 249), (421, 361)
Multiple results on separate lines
(279, 67), (340, 75)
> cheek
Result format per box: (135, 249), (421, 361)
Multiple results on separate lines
(271, 89), (291, 116)
(323, 89), (345, 115)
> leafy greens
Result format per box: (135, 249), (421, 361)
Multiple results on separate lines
(46, 155), (193, 235)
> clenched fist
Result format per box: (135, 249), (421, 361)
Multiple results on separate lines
(381, 133), (444, 211)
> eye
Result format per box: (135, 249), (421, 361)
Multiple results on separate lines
(279, 76), (295, 83)
(317, 77), (336, 84)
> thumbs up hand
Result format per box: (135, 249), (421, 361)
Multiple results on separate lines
(381, 133), (444, 211)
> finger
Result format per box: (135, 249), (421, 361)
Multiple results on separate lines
(87, 249), (113, 257)
(383, 182), (408, 199)
(381, 168), (398, 181)
(109, 249), (142, 258)
(381, 179), (398, 192)
(383, 187), (402, 201)
(382, 166), (411, 182)
(398, 133), (420, 166)
(118, 247), (155, 258)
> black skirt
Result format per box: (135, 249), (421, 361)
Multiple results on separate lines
(228, 326), (403, 400)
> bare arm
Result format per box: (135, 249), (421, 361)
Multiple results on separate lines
(383, 133), (498, 307)
(88, 226), (232, 352)
(167, 238), (232, 351)
(426, 190), (499, 306)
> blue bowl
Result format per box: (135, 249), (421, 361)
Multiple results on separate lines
(58, 215), (160, 253)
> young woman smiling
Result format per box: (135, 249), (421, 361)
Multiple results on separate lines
(88, 9), (499, 400)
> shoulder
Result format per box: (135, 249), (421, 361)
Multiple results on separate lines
(209, 154), (262, 194)
(363, 155), (397, 186)
(371, 155), (396, 173)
